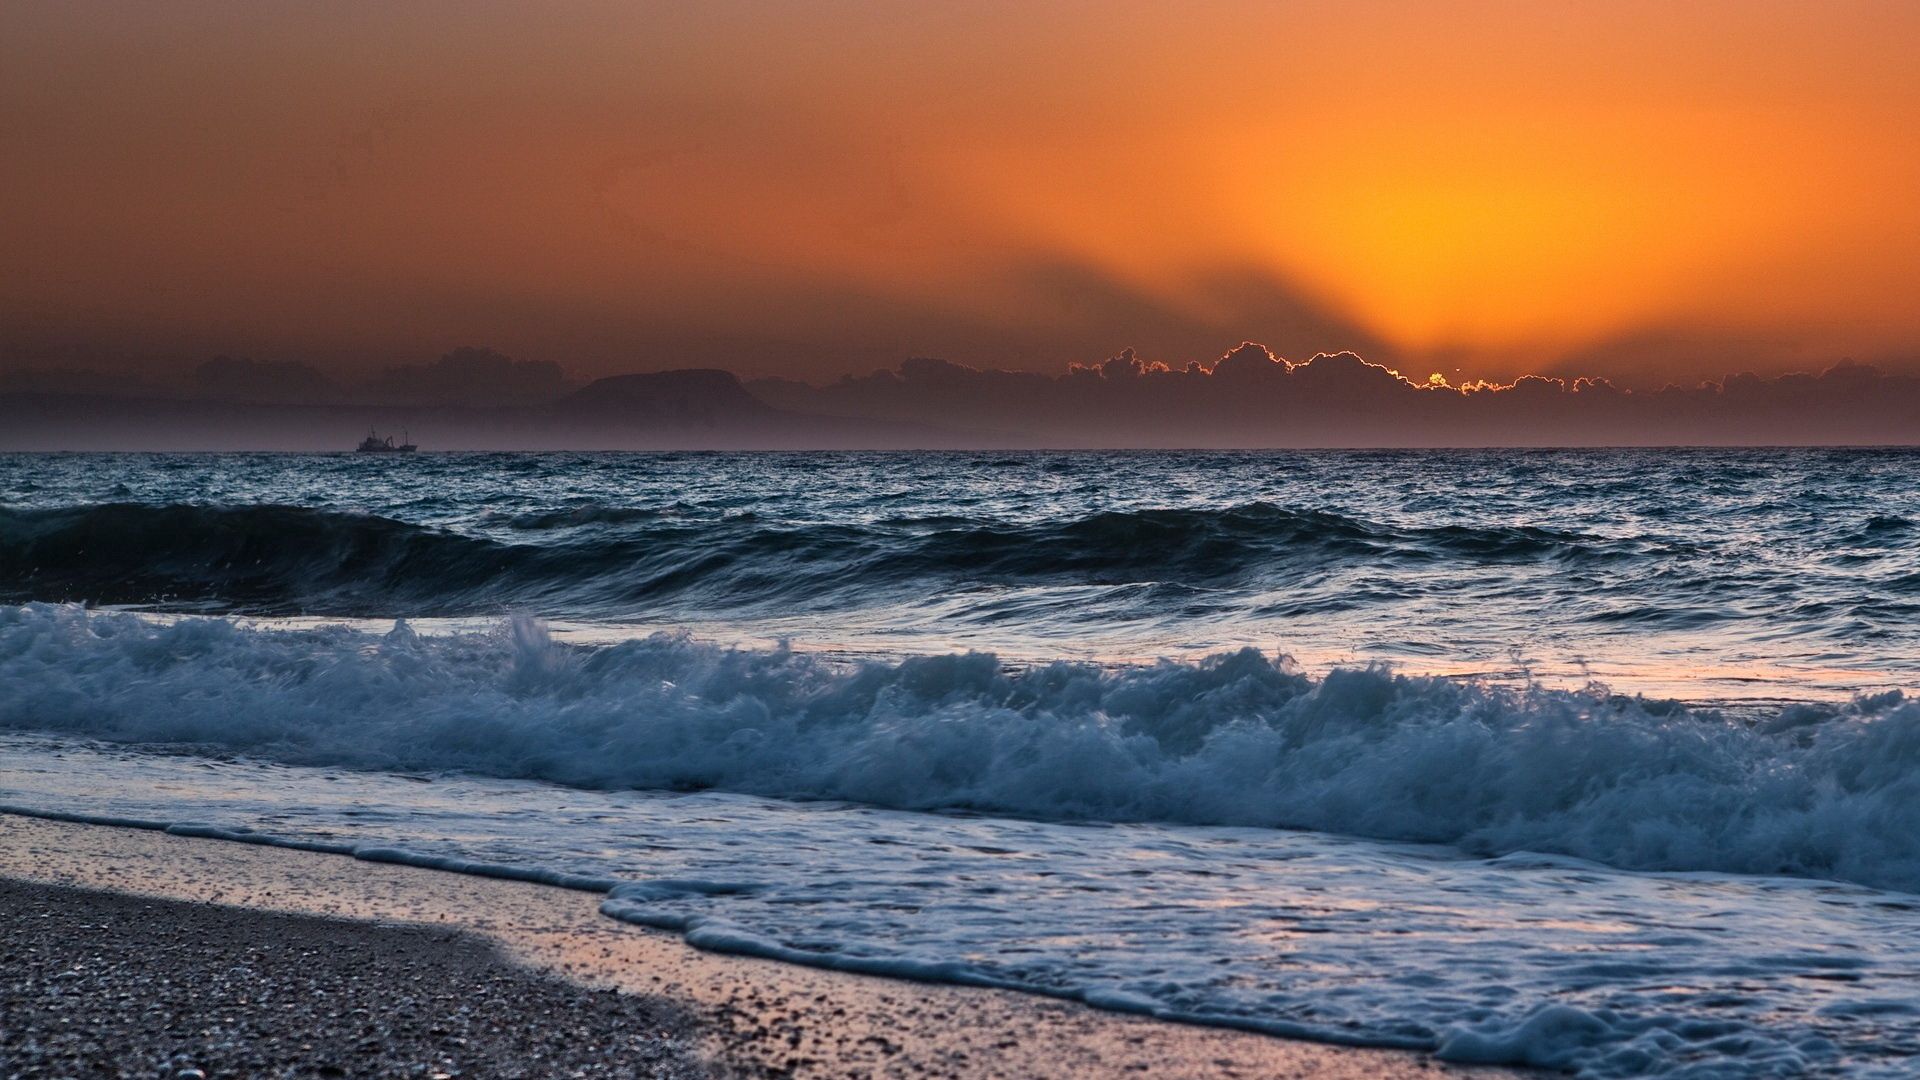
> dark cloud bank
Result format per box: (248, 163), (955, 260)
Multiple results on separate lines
(2, 343), (1915, 449)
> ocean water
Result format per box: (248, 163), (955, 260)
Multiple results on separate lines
(3, 450), (1919, 1077)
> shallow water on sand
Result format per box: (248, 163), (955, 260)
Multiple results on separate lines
(5, 734), (1920, 1078)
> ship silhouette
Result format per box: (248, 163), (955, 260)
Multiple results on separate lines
(355, 428), (417, 453)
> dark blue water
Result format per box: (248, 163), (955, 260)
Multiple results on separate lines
(3, 449), (1917, 699)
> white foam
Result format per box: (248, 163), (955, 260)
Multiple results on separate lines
(6, 736), (1919, 1077)
(7, 605), (1920, 1075)
(3, 603), (1916, 891)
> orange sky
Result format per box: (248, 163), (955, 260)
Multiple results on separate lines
(4, 0), (1918, 386)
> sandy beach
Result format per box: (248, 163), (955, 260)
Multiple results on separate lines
(1, 878), (704, 1079)
(0, 815), (1520, 1078)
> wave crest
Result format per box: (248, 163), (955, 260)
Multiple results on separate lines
(0, 501), (1640, 616)
(3, 603), (1916, 892)
(0, 503), (517, 610)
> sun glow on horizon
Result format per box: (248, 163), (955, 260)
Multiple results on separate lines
(3, 0), (1919, 386)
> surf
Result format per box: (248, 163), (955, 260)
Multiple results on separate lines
(3, 602), (1915, 893)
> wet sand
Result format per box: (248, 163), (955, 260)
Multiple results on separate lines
(0, 815), (1522, 1078)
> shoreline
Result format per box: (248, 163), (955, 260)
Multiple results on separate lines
(0, 814), (1524, 1078)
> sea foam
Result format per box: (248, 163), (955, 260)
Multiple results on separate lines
(6, 733), (1915, 1078)
(3, 602), (1916, 892)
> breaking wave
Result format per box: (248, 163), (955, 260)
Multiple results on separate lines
(0, 500), (1652, 617)
(4, 603), (1916, 893)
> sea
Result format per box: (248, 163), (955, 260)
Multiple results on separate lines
(2, 449), (1918, 1077)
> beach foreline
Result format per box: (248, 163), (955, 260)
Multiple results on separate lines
(0, 814), (1526, 1079)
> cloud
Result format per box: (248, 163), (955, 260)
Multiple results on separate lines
(7, 340), (1915, 448)
(749, 343), (1920, 447)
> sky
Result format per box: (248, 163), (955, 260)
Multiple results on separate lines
(4, 1), (1920, 389)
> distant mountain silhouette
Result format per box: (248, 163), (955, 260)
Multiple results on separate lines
(190, 356), (343, 404)
(366, 347), (570, 408)
(557, 369), (774, 423)
(4, 346), (1917, 448)
(747, 346), (1920, 447)
(0, 367), (954, 450)
(539, 368), (951, 447)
